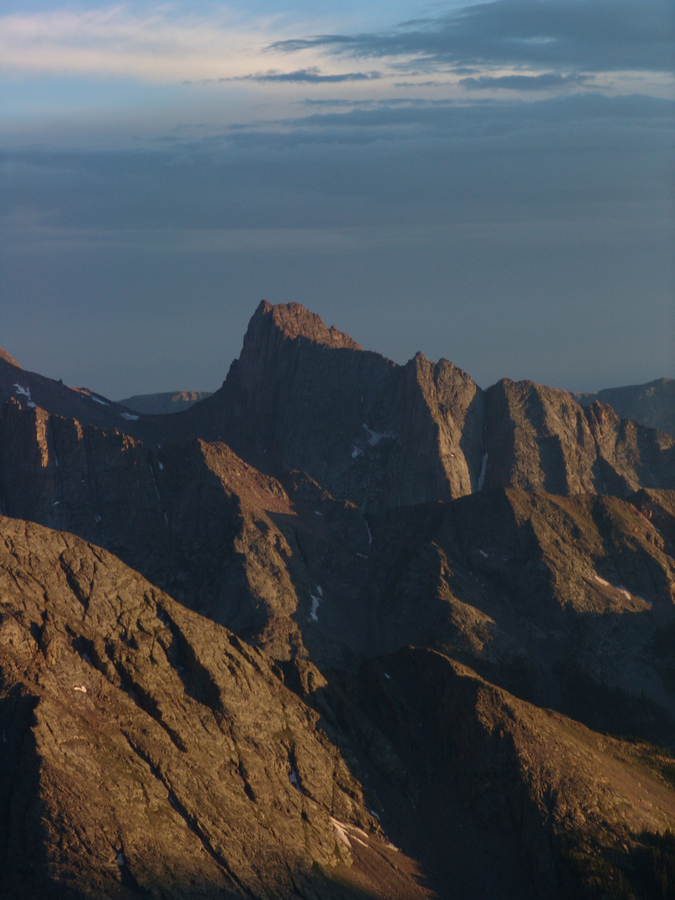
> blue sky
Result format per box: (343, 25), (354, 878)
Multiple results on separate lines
(1, 0), (673, 397)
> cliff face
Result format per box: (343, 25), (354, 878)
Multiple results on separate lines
(573, 378), (675, 437)
(484, 379), (675, 496)
(169, 302), (674, 509)
(197, 301), (485, 510)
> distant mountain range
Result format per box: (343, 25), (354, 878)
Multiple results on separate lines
(118, 390), (213, 415)
(1, 302), (674, 900)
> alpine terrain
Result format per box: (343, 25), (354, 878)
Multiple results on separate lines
(1, 301), (675, 900)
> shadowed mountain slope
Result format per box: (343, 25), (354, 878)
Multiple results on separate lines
(0, 350), (163, 445)
(573, 379), (675, 438)
(167, 302), (674, 510)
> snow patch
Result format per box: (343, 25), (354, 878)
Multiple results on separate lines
(351, 446), (363, 458)
(384, 673), (391, 680)
(330, 817), (352, 849)
(362, 424), (394, 446)
(369, 809), (380, 821)
(116, 850), (125, 867)
(479, 549), (488, 558)
(357, 552), (368, 559)
(366, 522), (373, 547)
(477, 453), (488, 491)
(593, 575), (610, 586)
(91, 396), (110, 406)
(73, 684), (87, 693)
(158, 461), (164, 470)
(315, 511), (323, 517)
(27, 401), (36, 408)
(120, 412), (139, 421)
(289, 767), (302, 792)
(13, 383), (31, 399)
(52, 501), (60, 506)
(310, 593), (322, 622)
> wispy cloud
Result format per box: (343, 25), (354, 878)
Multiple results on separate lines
(271, 0), (675, 74)
(185, 68), (382, 85)
(0, 6), (346, 82)
(460, 72), (590, 90)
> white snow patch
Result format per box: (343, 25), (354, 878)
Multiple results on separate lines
(593, 575), (610, 586)
(357, 552), (368, 559)
(27, 401), (36, 408)
(477, 452), (488, 492)
(351, 446), (363, 459)
(330, 817), (352, 849)
(385, 840), (400, 852)
(310, 594), (322, 622)
(91, 396), (110, 406)
(13, 383), (31, 399)
(116, 850), (125, 867)
(479, 549), (488, 558)
(316, 585), (323, 597)
(52, 501), (59, 506)
(315, 511), (323, 517)
(158, 461), (164, 470)
(120, 412), (139, 421)
(362, 424), (393, 446)
(94, 514), (102, 524)
(73, 685), (87, 693)
(369, 810), (380, 821)
(384, 673), (391, 680)
(289, 767), (302, 792)
(366, 522), (373, 547)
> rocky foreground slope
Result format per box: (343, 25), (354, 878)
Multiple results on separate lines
(1, 302), (675, 898)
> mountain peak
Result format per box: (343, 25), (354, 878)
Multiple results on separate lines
(251, 300), (362, 350)
(0, 347), (20, 368)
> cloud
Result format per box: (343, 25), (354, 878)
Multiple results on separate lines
(0, 6), (344, 82)
(460, 72), (590, 90)
(271, 0), (675, 73)
(185, 68), (381, 85)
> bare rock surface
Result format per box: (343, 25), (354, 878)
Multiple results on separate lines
(174, 301), (486, 509)
(167, 302), (674, 508)
(0, 516), (431, 900)
(0, 352), (163, 445)
(573, 378), (675, 437)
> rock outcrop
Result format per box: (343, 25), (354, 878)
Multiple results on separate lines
(573, 378), (675, 437)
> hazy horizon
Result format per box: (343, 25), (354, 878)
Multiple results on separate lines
(1, 0), (673, 398)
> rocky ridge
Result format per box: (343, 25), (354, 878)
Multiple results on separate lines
(1, 305), (675, 898)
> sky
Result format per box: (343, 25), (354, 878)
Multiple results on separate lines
(1, 0), (673, 398)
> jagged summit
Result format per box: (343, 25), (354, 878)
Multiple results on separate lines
(0, 346), (20, 368)
(250, 300), (362, 350)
